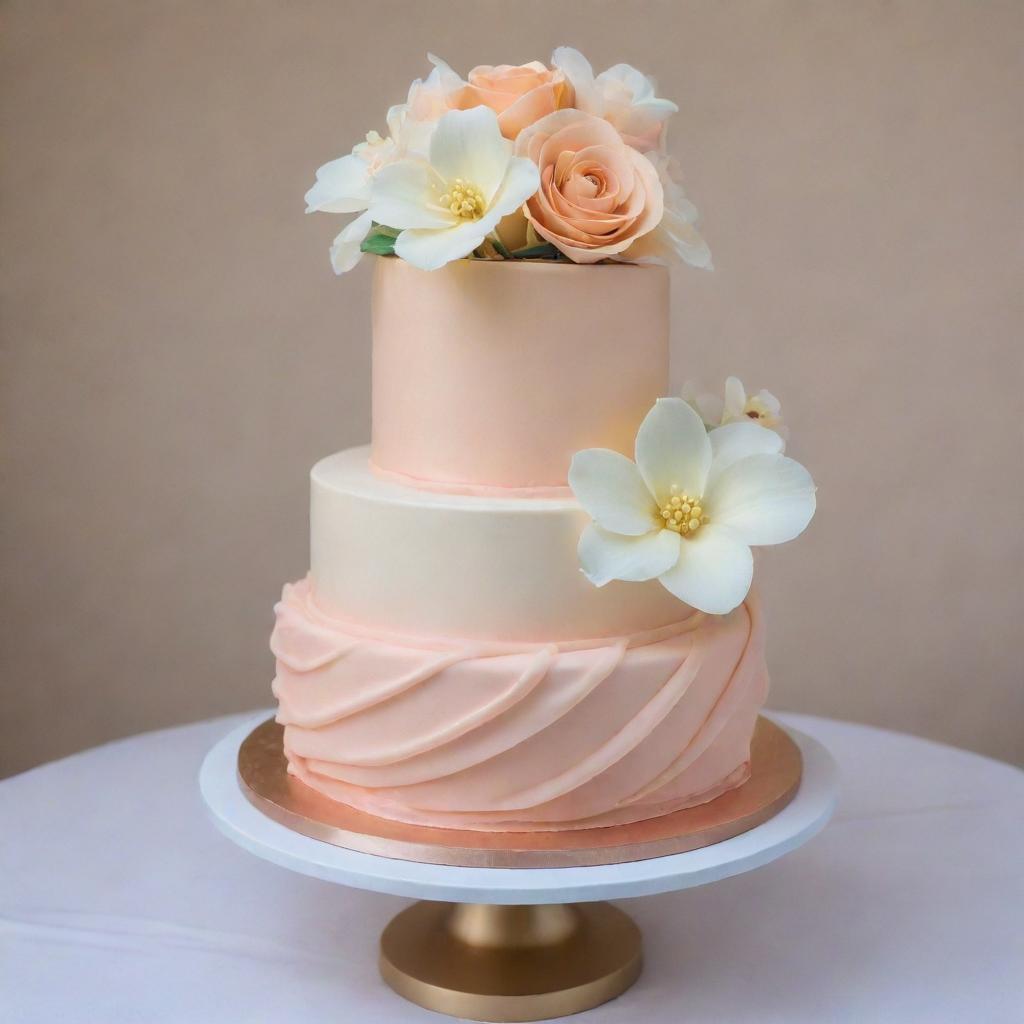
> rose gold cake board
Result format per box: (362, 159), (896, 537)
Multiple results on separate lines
(237, 716), (802, 870)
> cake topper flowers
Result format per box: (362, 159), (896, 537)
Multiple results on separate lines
(568, 398), (816, 615)
(305, 47), (710, 273)
(367, 108), (539, 272)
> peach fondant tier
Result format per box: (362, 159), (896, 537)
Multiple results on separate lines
(311, 447), (685, 642)
(272, 578), (769, 832)
(371, 257), (669, 493)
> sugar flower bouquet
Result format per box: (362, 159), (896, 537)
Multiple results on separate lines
(306, 48), (712, 273)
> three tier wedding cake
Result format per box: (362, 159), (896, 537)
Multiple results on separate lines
(271, 48), (816, 832)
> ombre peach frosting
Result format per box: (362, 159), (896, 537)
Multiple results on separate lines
(271, 258), (771, 832)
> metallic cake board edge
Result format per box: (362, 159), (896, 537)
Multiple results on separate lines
(237, 716), (803, 869)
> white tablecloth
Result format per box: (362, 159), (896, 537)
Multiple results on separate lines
(2, 711), (1022, 1023)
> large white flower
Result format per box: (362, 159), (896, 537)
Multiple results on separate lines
(568, 398), (815, 615)
(551, 47), (677, 152)
(304, 59), (459, 274)
(368, 106), (539, 271)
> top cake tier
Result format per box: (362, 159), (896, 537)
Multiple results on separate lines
(370, 257), (669, 492)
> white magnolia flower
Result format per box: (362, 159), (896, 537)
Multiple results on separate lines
(683, 376), (787, 440)
(551, 47), (677, 152)
(617, 152), (712, 269)
(368, 106), (539, 271)
(568, 398), (815, 615)
(304, 59), (459, 274)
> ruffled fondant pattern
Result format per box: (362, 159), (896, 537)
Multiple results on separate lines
(272, 578), (769, 831)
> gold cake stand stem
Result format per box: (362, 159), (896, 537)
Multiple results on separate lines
(379, 899), (642, 1022)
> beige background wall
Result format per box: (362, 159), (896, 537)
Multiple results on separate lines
(2, 0), (1021, 777)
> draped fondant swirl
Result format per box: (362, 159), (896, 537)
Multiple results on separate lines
(272, 578), (769, 832)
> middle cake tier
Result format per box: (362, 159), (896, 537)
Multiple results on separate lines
(311, 446), (687, 643)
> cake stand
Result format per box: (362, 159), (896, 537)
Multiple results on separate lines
(200, 713), (838, 1022)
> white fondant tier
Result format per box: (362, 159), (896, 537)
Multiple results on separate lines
(311, 447), (687, 643)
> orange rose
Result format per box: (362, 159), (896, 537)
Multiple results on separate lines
(515, 110), (664, 263)
(451, 62), (573, 139)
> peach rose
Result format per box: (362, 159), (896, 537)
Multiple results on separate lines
(515, 110), (664, 263)
(451, 62), (573, 139)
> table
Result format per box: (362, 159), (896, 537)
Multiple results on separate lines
(3, 711), (1022, 1022)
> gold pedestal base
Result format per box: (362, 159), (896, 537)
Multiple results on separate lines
(379, 900), (642, 1022)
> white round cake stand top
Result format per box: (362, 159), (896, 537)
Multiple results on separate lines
(200, 712), (839, 906)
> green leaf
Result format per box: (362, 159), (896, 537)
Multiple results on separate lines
(360, 231), (397, 256)
(509, 242), (561, 260)
(489, 235), (513, 259)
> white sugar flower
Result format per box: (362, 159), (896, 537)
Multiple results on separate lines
(569, 398), (815, 615)
(722, 376), (786, 436)
(304, 59), (460, 274)
(682, 376), (787, 440)
(551, 47), (678, 152)
(368, 106), (539, 271)
(304, 119), (402, 274)
(617, 152), (712, 269)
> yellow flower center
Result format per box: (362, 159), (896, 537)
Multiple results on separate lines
(439, 178), (487, 219)
(658, 485), (710, 537)
(743, 398), (778, 427)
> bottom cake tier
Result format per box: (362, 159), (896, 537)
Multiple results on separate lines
(271, 578), (769, 832)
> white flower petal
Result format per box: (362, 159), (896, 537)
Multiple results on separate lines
(551, 46), (598, 111)
(329, 211), (373, 275)
(723, 376), (747, 420)
(305, 154), (372, 214)
(707, 422), (785, 490)
(386, 103), (408, 141)
(369, 159), (453, 230)
(487, 157), (540, 219)
(658, 206), (714, 268)
(756, 389), (782, 416)
(579, 524), (681, 586)
(706, 453), (816, 546)
(657, 524), (753, 614)
(635, 398), (711, 504)
(394, 219), (490, 271)
(430, 107), (512, 203)
(569, 449), (657, 536)
(599, 64), (678, 117)
(681, 382), (725, 428)
(426, 54), (466, 91)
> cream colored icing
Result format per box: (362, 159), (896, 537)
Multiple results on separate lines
(370, 257), (669, 491)
(312, 447), (688, 642)
(273, 578), (769, 832)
